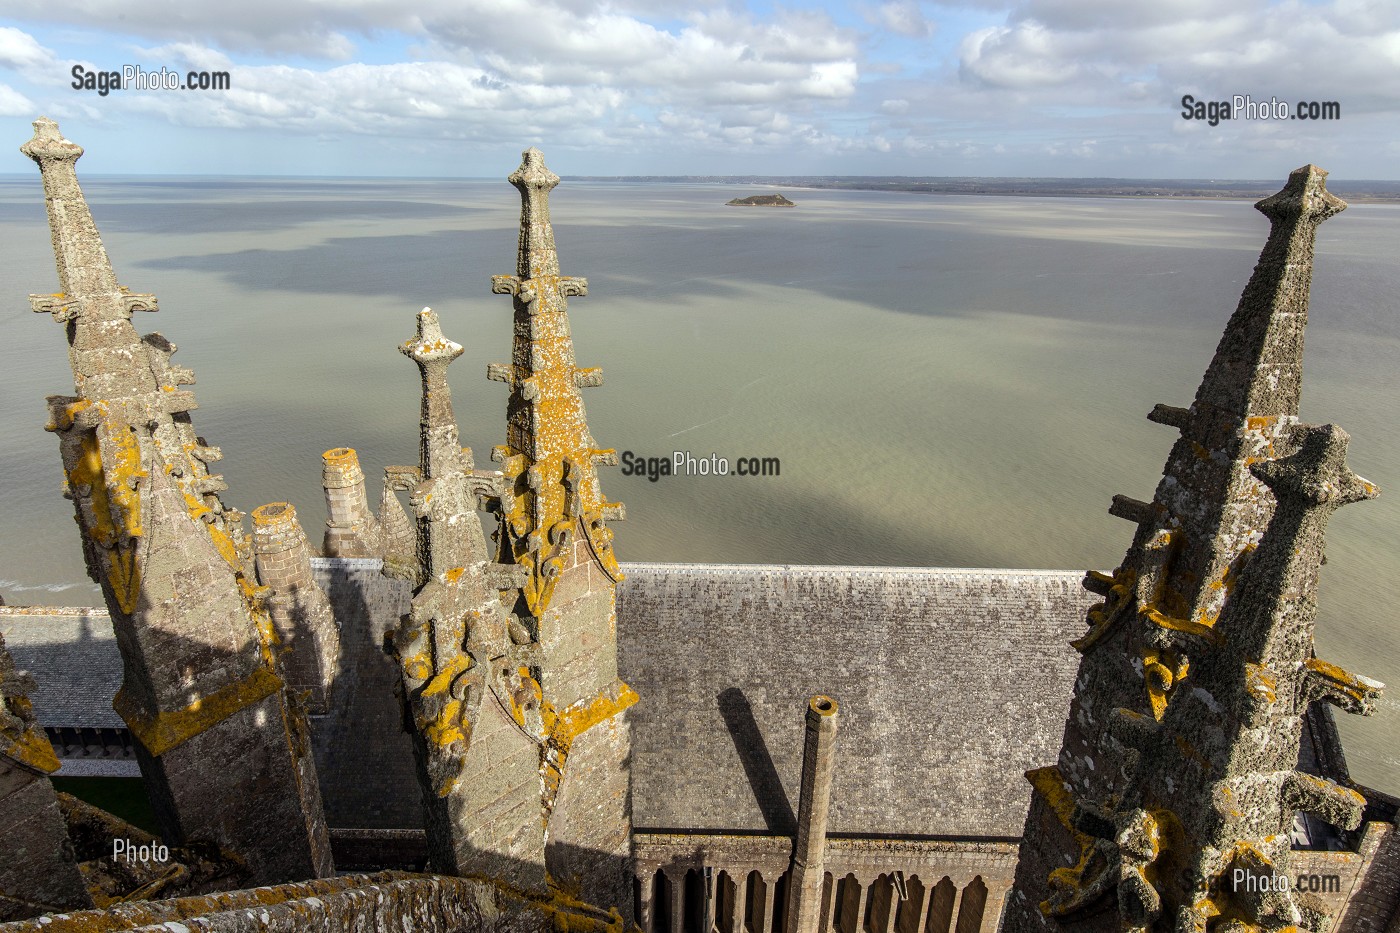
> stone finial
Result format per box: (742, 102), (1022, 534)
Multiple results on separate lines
(1255, 163), (1347, 223)
(400, 306), (465, 366)
(1194, 164), (1345, 422)
(509, 147), (561, 280)
(19, 116), (82, 164)
(22, 116), (147, 320)
(252, 502), (341, 714)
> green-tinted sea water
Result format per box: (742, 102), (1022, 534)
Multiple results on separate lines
(0, 176), (1395, 788)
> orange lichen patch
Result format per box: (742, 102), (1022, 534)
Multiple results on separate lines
(1072, 568), (1137, 653)
(64, 407), (147, 613)
(424, 700), (467, 762)
(1245, 664), (1277, 704)
(536, 682), (638, 808)
(1027, 765), (1079, 831)
(1304, 657), (1382, 706)
(1144, 607), (1222, 643)
(1026, 766), (1102, 918)
(1245, 416), (1278, 432)
(422, 655), (473, 699)
(1143, 648), (1189, 721)
(1, 725), (62, 773)
(1085, 570), (1114, 589)
(251, 502), (295, 527)
(544, 682), (638, 750)
(113, 666), (283, 758)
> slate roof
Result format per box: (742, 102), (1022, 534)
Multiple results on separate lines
(616, 562), (1092, 838)
(0, 560), (1096, 839)
(0, 606), (125, 730)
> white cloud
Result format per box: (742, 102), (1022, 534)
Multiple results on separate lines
(0, 82), (35, 115)
(0, 25), (56, 74)
(871, 1), (937, 38)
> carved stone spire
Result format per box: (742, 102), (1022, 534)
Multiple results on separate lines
(483, 150), (635, 910)
(1089, 425), (1381, 930)
(1008, 166), (1367, 929)
(400, 308), (482, 579)
(387, 308), (548, 888)
(489, 148), (624, 617)
(21, 117), (332, 885)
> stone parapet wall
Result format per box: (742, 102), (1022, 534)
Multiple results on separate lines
(0, 871), (600, 933)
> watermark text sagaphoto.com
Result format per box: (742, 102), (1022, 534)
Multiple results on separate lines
(1232, 870), (1342, 895)
(620, 450), (781, 482)
(1180, 94), (1341, 126)
(72, 65), (231, 96)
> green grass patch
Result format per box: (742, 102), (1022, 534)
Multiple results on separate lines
(52, 776), (159, 834)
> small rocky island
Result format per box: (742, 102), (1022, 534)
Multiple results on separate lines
(726, 193), (795, 207)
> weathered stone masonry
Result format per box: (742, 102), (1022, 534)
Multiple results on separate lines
(1008, 166), (1389, 932)
(21, 116), (333, 886)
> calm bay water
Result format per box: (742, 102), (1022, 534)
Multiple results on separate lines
(0, 175), (1395, 789)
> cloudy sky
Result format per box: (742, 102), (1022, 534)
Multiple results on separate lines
(0, 0), (1397, 177)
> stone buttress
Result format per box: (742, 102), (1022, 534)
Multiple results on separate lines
(0, 632), (92, 920)
(21, 117), (333, 885)
(488, 149), (634, 910)
(1007, 167), (1385, 930)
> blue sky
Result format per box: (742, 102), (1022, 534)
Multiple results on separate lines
(1, 0), (1398, 177)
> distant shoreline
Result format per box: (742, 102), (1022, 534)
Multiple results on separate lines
(564, 176), (1400, 203)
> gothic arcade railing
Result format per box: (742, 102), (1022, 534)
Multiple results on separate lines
(634, 833), (1017, 933)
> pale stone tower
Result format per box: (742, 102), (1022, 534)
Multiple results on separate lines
(21, 117), (333, 885)
(1008, 167), (1385, 930)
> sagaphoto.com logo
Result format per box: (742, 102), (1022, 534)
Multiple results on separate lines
(1180, 94), (1340, 126)
(71, 64), (231, 97)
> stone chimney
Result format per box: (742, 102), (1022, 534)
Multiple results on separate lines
(321, 447), (381, 558)
(252, 502), (341, 714)
(785, 695), (839, 933)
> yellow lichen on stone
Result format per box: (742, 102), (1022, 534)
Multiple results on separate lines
(1026, 766), (1103, 917)
(1, 725), (62, 774)
(1144, 606), (1221, 643)
(1304, 656), (1381, 706)
(114, 666), (283, 758)
(64, 405), (147, 613)
(1143, 648), (1189, 720)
